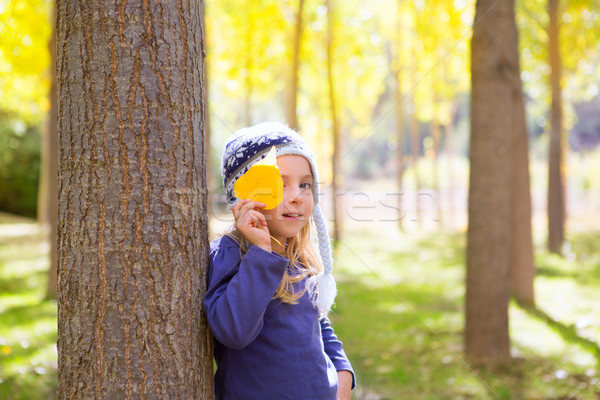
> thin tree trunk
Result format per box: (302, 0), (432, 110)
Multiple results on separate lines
(244, 0), (254, 127)
(510, 24), (535, 307)
(443, 101), (459, 230)
(40, 6), (58, 299)
(409, 103), (422, 226)
(394, 0), (406, 231)
(465, 0), (516, 366)
(56, 1), (213, 398)
(326, 0), (343, 242)
(431, 119), (442, 227)
(547, 0), (565, 254)
(286, 0), (304, 131)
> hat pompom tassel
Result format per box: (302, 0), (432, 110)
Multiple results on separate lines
(306, 272), (337, 315)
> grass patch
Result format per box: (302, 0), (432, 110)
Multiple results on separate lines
(331, 228), (600, 399)
(0, 214), (57, 400)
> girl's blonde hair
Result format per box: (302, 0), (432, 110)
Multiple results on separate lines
(224, 220), (323, 304)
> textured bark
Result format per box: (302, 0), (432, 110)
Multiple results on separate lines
(547, 0), (565, 254)
(510, 32), (535, 307)
(39, 7), (59, 299)
(327, 0), (343, 242)
(56, 0), (213, 398)
(465, 0), (515, 365)
(285, 0), (304, 131)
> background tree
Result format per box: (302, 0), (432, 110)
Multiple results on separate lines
(0, 0), (51, 218)
(38, 5), (58, 299)
(326, 0), (343, 242)
(516, 0), (600, 255)
(286, 0), (305, 131)
(465, 0), (520, 365)
(510, 7), (536, 307)
(547, 0), (565, 254)
(56, 0), (213, 398)
(0, 0), (51, 122)
(392, 0), (407, 231)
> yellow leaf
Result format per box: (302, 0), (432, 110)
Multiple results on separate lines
(234, 146), (283, 210)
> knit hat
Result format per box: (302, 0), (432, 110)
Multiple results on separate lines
(221, 122), (336, 313)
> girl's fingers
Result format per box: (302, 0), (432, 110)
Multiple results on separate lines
(240, 209), (267, 228)
(233, 200), (266, 219)
(251, 210), (268, 227)
(232, 199), (250, 217)
(232, 202), (267, 226)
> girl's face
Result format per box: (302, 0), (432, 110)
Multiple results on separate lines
(260, 154), (314, 251)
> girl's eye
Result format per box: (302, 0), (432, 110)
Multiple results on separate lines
(300, 182), (312, 189)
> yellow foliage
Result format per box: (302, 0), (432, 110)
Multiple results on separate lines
(0, 0), (52, 122)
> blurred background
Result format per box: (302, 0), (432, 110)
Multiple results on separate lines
(1, 0), (599, 398)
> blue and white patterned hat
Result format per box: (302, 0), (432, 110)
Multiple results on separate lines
(221, 122), (336, 313)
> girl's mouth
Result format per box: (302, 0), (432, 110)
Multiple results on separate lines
(282, 213), (301, 220)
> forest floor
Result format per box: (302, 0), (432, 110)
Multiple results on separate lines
(1, 212), (599, 399)
(331, 227), (600, 399)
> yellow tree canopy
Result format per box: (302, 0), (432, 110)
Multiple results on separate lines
(0, 0), (52, 122)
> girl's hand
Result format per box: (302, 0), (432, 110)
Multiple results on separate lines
(232, 199), (272, 253)
(336, 370), (353, 400)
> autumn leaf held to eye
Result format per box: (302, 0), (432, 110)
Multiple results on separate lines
(234, 146), (283, 210)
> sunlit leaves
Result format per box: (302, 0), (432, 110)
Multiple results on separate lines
(517, 0), (600, 131)
(0, 0), (52, 122)
(411, 0), (473, 125)
(204, 0), (599, 160)
(206, 0), (289, 126)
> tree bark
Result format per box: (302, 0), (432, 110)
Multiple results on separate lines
(327, 0), (343, 242)
(56, 1), (213, 398)
(465, 0), (516, 365)
(39, 5), (58, 299)
(547, 0), (565, 254)
(286, 0), (304, 131)
(510, 27), (536, 307)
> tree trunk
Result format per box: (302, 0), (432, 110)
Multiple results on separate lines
(56, 1), (213, 398)
(327, 0), (343, 243)
(39, 6), (58, 299)
(244, 0), (254, 127)
(443, 101), (459, 230)
(465, 0), (516, 366)
(286, 0), (304, 131)
(431, 119), (441, 227)
(510, 26), (536, 307)
(409, 103), (422, 226)
(394, 0), (406, 232)
(547, 0), (565, 254)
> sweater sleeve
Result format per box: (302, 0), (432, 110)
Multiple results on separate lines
(203, 239), (289, 349)
(320, 317), (356, 389)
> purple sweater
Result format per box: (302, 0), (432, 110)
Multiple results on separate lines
(204, 235), (355, 400)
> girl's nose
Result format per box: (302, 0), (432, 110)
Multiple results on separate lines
(286, 186), (302, 204)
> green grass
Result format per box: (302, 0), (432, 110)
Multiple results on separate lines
(330, 228), (600, 399)
(0, 214), (57, 400)
(1, 214), (599, 399)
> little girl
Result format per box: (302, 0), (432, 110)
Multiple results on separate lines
(204, 122), (355, 399)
